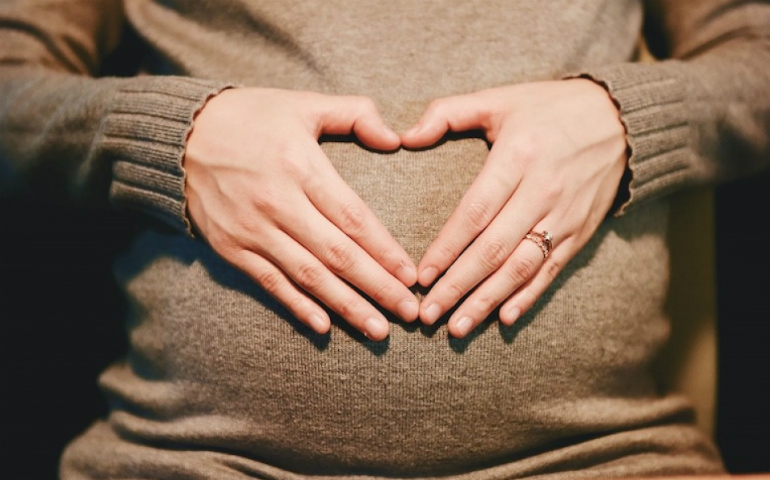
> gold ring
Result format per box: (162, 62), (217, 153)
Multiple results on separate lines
(524, 230), (553, 259)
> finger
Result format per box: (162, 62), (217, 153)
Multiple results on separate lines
(416, 139), (524, 287)
(316, 95), (400, 150)
(280, 198), (419, 322)
(401, 93), (491, 148)
(230, 250), (331, 334)
(499, 240), (571, 325)
(256, 231), (391, 341)
(304, 145), (418, 287)
(419, 170), (543, 325)
(446, 239), (545, 338)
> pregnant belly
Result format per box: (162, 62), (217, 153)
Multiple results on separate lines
(101, 138), (673, 475)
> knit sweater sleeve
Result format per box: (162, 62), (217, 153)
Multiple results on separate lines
(0, 0), (233, 234)
(573, 0), (770, 215)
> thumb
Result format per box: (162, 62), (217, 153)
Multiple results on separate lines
(317, 95), (400, 151)
(401, 94), (491, 148)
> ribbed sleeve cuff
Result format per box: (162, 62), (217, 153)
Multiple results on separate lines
(104, 77), (234, 235)
(567, 62), (692, 215)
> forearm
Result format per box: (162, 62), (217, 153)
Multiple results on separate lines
(0, 66), (231, 231)
(575, 0), (770, 214)
(0, 0), (232, 232)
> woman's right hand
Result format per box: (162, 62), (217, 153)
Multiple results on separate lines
(184, 88), (418, 340)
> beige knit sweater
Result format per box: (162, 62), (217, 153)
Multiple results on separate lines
(2, 1), (769, 479)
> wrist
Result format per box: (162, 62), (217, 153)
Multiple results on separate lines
(563, 77), (631, 216)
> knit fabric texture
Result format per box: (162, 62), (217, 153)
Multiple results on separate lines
(1, 0), (769, 478)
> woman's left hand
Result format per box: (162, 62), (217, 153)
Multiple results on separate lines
(401, 79), (628, 338)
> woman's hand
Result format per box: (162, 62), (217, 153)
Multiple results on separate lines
(401, 79), (628, 338)
(184, 88), (419, 340)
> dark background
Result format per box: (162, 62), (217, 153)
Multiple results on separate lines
(1, 173), (768, 479)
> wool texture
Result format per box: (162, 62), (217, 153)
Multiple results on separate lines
(1, 0), (769, 478)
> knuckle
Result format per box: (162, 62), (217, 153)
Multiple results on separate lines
(544, 259), (562, 281)
(295, 261), (326, 290)
(278, 146), (313, 181)
(446, 281), (467, 302)
(209, 229), (252, 260)
(255, 268), (284, 293)
(357, 96), (377, 111)
(425, 98), (444, 117)
(252, 193), (281, 217)
(282, 287), (305, 310)
(465, 200), (494, 231)
(338, 201), (366, 233)
(372, 245), (398, 268)
(206, 227), (235, 252)
(506, 257), (538, 284)
(479, 236), (510, 269)
(325, 241), (356, 273)
(436, 243), (459, 266)
(542, 183), (564, 203)
(510, 134), (540, 164)
(348, 95), (376, 115)
(369, 281), (395, 304)
(473, 295), (498, 316)
(334, 295), (360, 320)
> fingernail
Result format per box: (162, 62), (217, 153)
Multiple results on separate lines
(397, 298), (419, 322)
(418, 267), (439, 286)
(398, 262), (418, 286)
(423, 303), (442, 325)
(454, 316), (473, 337)
(308, 313), (328, 333)
(364, 317), (388, 340)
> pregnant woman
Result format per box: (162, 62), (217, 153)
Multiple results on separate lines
(1, 1), (768, 478)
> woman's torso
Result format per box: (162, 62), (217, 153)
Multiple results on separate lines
(62, 1), (723, 478)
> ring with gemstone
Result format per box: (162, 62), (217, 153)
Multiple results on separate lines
(524, 230), (553, 259)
